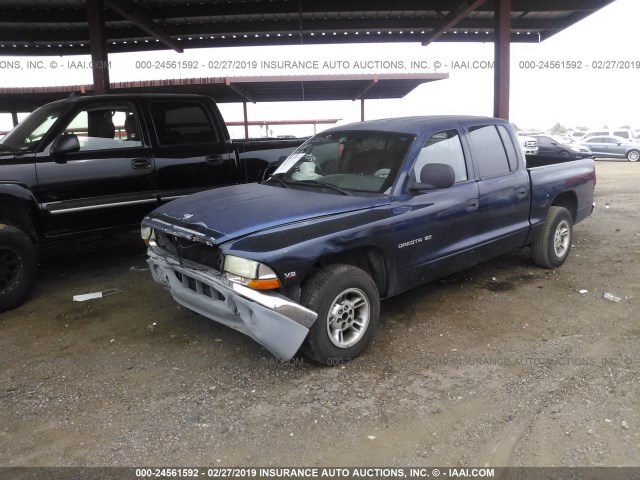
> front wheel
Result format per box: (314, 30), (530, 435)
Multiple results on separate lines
(531, 206), (573, 269)
(301, 264), (380, 364)
(627, 149), (639, 162)
(0, 225), (38, 311)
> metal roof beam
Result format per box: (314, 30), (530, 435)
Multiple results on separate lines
(353, 79), (378, 101)
(421, 0), (487, 46)
(0, 17), (577, 43)
(104, 0), (183, 53)
(0, 0), (613, 24)
(225, 80), (256, 104)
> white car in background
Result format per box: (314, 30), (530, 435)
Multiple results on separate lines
(518, 134), (538, 155)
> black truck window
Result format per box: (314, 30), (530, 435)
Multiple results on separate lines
(413, 129), (468, 183)
(469, 125), (511, 178)
(62, 105), (142, 151)
(149, 102), (218, 145)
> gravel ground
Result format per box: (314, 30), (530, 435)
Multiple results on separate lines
(1, 160), (638, 467)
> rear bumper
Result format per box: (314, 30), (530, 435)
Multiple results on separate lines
(147, 247), (317, 360)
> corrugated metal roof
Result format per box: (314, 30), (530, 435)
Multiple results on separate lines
(0, 0), (616, 56)
(0, 73), (448, 111)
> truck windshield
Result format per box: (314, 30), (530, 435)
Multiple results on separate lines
(0, 104), (66, 153)
(270, 130), (413, 195)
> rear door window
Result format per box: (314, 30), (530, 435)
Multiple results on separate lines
(496, 125), (519, 171)
(469, 125), (511, 178)
(149, 101), (218, 145)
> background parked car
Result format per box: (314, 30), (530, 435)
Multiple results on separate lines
(533, 134), (593, 159)
(583, 129), (638, 142)
(518, 134), (538, 155)
(581, 135), (640, 162)
(567, 131), (587, 140)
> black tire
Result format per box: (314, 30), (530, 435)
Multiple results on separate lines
(559, 150), (571, 158)
(0, 225), (38, 312)
(531, 206), (573, 269)
(301, 264), (380, 365)
(626, 149), (640, 162)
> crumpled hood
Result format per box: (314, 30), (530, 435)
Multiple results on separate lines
(146, 183), (387, 244)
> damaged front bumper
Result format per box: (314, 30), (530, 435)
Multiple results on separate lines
(147, 247), (317, 360)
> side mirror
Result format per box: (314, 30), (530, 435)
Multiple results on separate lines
(51, 133), (80, 161)
(410, 163), (455, 192)
(550, 142), (557, 146)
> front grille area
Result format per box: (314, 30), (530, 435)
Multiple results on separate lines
(525, 140), (537, 147)
(155, 231), (223, 271)
(174, 271), (225, 301)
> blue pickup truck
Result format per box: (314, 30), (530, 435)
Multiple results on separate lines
(141, 116), (595, 364)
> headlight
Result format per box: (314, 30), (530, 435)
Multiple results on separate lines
(141, 225), (156, 246)
(223, 255), (282, 290)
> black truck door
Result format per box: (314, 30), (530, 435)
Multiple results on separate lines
(145, 100), (237, 203)
(34, 101), (158, 237)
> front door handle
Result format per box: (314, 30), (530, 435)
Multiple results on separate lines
(465, 198), (479, 211)
(516, 187), (528, 199)
(131, 157), (152, 170)
(206, 154), (225, 166)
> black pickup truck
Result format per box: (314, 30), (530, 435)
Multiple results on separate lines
(142, 116), (595, 364)
(0, 94), (304, 311)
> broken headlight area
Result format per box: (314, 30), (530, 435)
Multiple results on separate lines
(223, 255), (282, 290)
(140, 225), (156, 246)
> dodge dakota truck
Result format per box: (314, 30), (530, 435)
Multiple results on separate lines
(142, 116), (595, 364)
(0, 93), (304, 311)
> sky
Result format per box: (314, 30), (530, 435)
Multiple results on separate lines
(0, 0), (638, 137)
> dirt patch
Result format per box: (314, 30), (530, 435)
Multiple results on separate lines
(1, 160), (638, 467)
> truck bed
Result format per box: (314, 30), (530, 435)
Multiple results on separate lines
(527, 157), (596, 230)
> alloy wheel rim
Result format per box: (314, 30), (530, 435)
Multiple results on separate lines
(553, 220), (571, 258)
(326, 288), (370, 348)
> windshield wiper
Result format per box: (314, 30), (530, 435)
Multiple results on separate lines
(294, 179), (353, 196)
(265, 174), (291, 188)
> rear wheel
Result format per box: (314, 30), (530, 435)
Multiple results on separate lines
(0, 225), (38, 311)
(531, 206), (573, 269)
(301, 264), (380, 365)
(627, 149), (639, 162)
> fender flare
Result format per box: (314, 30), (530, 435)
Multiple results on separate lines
(0, 182), (42, 241)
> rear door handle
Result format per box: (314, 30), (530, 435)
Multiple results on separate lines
(131, 157), (152, 170)
(465, 198), (479, 211)
(206, 154), (225, 166)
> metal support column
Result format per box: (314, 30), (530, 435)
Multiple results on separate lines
(243, 101), (249, 139)
(493, 0), (510, 120)
(87, 0), (110, 94)
(360, 97), (365, 122)
(10, 107), (19, 127)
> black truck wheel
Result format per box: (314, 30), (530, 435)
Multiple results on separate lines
(301, 264), (380, 365)
(0, 225), (38, 312)
(531, 206), (573, 269)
